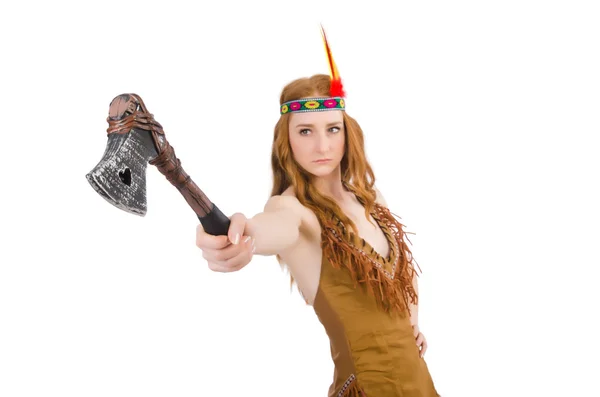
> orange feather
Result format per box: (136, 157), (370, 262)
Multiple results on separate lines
(320, 25), (346, 98)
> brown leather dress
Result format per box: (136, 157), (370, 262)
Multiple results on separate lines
(313, 204), (440, 396)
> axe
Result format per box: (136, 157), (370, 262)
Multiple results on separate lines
(86, 93), (230, 236)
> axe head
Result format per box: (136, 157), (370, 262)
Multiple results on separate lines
(86, 94), (159, 216)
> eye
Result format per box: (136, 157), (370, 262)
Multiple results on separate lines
(329, 126), (341, 133)
(299, 128), (311, 135)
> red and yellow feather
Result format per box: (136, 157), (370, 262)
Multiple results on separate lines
(320, 25), (346, 98)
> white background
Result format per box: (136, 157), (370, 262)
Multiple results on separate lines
(1, 1), (599, 396)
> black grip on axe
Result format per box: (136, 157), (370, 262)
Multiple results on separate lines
(86, 93), (230, 236)
(195, 204), (231, 236)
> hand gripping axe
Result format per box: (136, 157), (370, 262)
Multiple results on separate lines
(86, 93), (230, 235)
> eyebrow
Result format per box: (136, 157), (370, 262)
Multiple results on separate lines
(294, 122), (343, 128)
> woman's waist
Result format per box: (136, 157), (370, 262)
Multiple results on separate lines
(330, 336), (426, 392)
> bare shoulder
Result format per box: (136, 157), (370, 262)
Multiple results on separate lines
(271, 186), (321, 235)
(374, 186), (388, 207)
(263, 193), (302, 212)
(264, 188), (305, 215)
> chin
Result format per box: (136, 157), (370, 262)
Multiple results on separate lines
(309, 170), (334, 178)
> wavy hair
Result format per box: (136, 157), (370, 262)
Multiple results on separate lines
(270, 74), (378, 250)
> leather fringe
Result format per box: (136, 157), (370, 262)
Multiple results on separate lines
(321, 204), (419, 317)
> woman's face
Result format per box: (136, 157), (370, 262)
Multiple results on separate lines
(288, 110), (345, 178)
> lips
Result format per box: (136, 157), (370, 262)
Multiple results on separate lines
(314, 159), (332, 163)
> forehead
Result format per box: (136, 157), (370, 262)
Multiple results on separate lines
(289, 110), (344, 127)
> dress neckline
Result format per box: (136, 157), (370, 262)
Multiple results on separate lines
(328, 204), (400, 280)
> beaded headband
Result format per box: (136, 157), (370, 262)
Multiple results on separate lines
(280, 25), (346, 115)
(280, 97), (345, 115)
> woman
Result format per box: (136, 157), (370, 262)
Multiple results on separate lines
(195, 72), (440, 396)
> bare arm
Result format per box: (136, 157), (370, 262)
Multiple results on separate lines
(197, 195), (306, 273)
(375, 187), (419, 326)
(244, 195), (304, 256)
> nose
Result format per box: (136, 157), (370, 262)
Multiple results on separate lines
(315, 131), (331, 153)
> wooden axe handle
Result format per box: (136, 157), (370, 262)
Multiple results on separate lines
(149, 140), (231, 236)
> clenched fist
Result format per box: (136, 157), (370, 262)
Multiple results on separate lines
(196, 212), (254, 272)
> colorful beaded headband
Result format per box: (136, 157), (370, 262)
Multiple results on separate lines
(280, 97), (345, 115)
(280, 25), (346, 115)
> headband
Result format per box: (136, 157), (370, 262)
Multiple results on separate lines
(280, 25), (346, 115)
(280, 97), (345, 115)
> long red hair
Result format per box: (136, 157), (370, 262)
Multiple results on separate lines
(270, 74), (377, 239)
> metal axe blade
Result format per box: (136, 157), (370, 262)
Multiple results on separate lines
(86, 128), (158, 216)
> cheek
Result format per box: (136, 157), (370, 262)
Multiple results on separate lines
(288, 134), (298, 153)
(289, 136), (308, 160)
(335, 133), (346, 154)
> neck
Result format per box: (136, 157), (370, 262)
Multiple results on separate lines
(311, 167), (352, 204)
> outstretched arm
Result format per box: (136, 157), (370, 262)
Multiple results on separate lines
(196, 195), (304, 272)
(244, 195), (304, 256)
